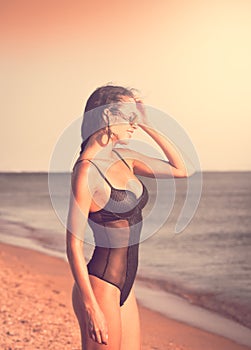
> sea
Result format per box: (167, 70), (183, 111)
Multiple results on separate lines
(1, 171), (251, 346)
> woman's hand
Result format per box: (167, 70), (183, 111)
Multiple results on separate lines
(134, 97), (148, 126)
(84, 303), (108, 345)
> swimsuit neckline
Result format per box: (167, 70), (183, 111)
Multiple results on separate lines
(109, 178), (145, 199)
(89, 181), (146, 215)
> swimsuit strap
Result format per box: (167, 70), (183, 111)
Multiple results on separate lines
(73, 149), (130, 186)
(112, 149), (131, 170)
(73, 159), (113, 188)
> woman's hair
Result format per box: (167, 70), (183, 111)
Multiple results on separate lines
(80, 84), (136, 154)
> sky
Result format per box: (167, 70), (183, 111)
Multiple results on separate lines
(0, 0), (251, 171)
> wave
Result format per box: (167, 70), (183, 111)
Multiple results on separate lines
(136, 274), (251, 330)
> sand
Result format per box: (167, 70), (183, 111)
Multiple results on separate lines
(0, 242), (250, 350)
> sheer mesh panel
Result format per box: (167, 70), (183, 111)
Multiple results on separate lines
(85, 155), (149, 306)
(102, 247), (128, 289)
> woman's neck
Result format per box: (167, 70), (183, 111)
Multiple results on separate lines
(81, 135), (116, 161)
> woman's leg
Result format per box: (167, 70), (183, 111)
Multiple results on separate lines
(120, 287), (141, 350)
(72, 277), (122, 350)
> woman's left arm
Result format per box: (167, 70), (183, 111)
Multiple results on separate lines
(122, 99), (194, 178)
(137, 122), (188, 177)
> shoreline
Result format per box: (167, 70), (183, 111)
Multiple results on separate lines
(1, 242), (250, 350)
(1, 227), (251, 345)
(135, 281), (251, 347)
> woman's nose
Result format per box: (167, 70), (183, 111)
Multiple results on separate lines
(130, 121), (138, 128)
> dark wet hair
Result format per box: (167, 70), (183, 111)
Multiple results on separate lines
(80, 84), (136, 154)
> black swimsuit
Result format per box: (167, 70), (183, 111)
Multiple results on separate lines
(74, 150), (149, 306)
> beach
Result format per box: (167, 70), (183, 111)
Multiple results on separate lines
(0, 242), (250, 350)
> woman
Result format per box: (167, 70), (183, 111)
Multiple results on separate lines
(66, 85), (188, 349)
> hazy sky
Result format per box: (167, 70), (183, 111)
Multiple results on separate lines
(1, 0), (250, 171)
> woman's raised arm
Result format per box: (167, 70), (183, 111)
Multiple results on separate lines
(120, 98), (194, 178)
(137, 122), (188, 178)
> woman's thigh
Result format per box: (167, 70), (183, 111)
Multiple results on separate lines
(120, 287), (141, 350)
(72, 277), (122, 350)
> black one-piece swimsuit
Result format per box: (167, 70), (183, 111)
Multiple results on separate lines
(74, 149), (149, 306)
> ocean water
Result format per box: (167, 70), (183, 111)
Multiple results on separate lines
(0, 171), (251, 333)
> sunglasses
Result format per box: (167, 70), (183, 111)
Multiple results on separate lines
(106, 107), (138, 125)
(120, 112), (138, 124)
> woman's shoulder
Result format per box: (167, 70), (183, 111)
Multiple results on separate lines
(114, 147), (144, 162)
(71, 159), (98, 190)
(72, 158), (91, 174)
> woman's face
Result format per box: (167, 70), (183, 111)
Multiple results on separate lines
(109, 96), (138, 144)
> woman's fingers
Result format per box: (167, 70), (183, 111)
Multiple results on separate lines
(89, 324), (108, 345)
(91, 332), (96, 342)
(135, 98), (144, 112)
(95, 329), (102, 344)
(134, 98), (148, 125)
(97, 329), (108, 345)
(100, 327), (108, 345)
(90, 330), (108, 345)
(85, 304), (109, 345)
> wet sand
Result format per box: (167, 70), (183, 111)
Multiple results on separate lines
(0, 242), (250, 350)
